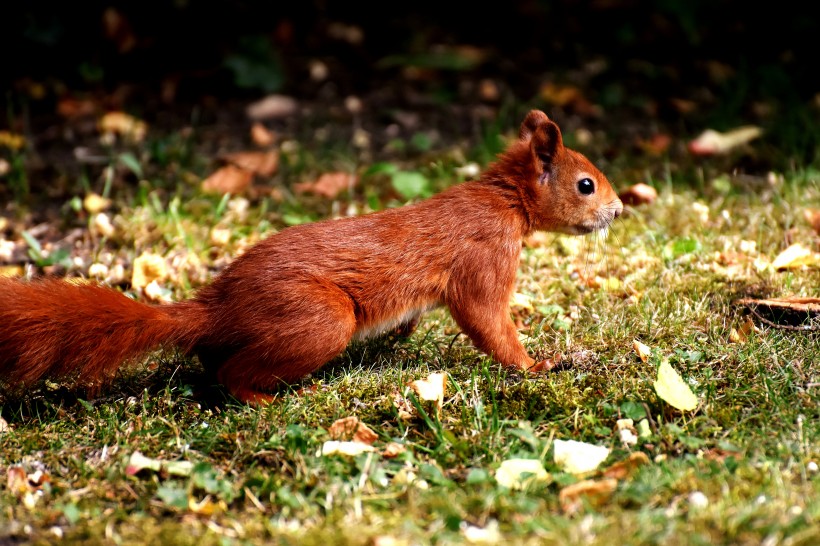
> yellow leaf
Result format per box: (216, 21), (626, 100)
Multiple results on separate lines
(495, 458), (551, 489)
(553, 439), (611, 475)
(83, 193), (112, 214)
(131, 252), (167, 290)
(0, 131), (26, 150)
(321, 440), (375, 457)
(510, 292), (534, 310)
(633, 340), (651, 362)
(408, 372), (446, 411)
(772, 243), (818, 270)
(653, 359), (698, 411)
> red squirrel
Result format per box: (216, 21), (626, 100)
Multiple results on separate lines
(0, 110), (623, 405)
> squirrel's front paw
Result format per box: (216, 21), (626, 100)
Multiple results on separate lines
(527, 353), (563, 373)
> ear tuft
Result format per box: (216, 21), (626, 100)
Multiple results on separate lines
(520, 110), (564, 167)
(519, 110), (550, 141)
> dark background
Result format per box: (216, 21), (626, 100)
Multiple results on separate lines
(3, 0), (819, 165)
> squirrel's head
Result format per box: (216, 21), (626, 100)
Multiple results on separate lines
(514, 110), (622, 235)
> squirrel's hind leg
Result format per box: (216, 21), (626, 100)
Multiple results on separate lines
(214, 283), (357, 404)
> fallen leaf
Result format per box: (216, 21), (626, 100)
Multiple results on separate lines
(328, 416), (379, 445)
(6, 466), (30, 495)
(250, 123), (276, 147)
(83, 193), (112, 214)
(688, 126), (762, 155)
(633, 340), (651, 363)
(393, 393), (415, 421)
(382, 442), (406, 458)
(0, 416), (9, 433)
(131, 252), (167, 290)
(143, 279), (172, 303)
(510, 292), (534, 310)
(222, 150), (279, 177)
(294, 172), (358, 199)
(619, 183), (658, 206)
(125, 451), (194, 477)
(321, 440), (375, 457)
(188, 495), (226, 516)
(615, 418), (638, 446)
(93, 213), (116, 238)
(637, 133), (672, 156)
(559, 478), (617, 514)
(495, 458), (551, 489)
(728, 316), (756, 343)
(653, 359), (698, 411)
(98, 111), (147, 143)
(462, 521), (501, 543)
(201, 165), (254, 194)
(57, 97), (99, 119)
(804, 209), (820, 235)
(246, 95), (298, 121)
(0, 131), (26, 151)
(772, 243), (819, 270)
(408, 372), (446, 411)
(553, 439), (611, 475)
(602, 452), (650, 480)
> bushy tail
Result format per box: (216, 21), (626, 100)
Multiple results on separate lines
(0, 277), (207, 394)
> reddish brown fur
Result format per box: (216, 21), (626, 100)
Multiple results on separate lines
(0, 111), (622, 405)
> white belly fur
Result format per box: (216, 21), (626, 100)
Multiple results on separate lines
(353, 303), (437, 341)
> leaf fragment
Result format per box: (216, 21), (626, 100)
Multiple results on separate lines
(321, 440), (375, 457)
(688, 126), (762, 155)
(633, 340), (651, 362)
(408, 372), (447, 411)
(495, 458), (551, 489)
(125, 451), (194, 477)
(553, 439), (611, 475)
(653, 359), (698, 411)
(328, 416), (379, 445)
(559, 478), (617, 514)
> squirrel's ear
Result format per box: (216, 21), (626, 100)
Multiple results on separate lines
(519, 110), (563, 167)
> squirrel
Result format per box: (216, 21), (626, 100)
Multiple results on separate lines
(0, 110), (623, 405)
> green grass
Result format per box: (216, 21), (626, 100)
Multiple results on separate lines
(1, 114), (819, 545)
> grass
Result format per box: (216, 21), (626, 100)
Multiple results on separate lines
(1, 107), (819, 545)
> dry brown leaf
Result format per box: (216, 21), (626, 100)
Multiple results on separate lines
(57, 97), (99, 119)
(619, 183), (658, 206)
(602, 452), (650, 480)
(804, 209), (820, 235)
(688, 126), (762, 155)
(736, 296), (820, 330)
(294, 172), (358, 199)
(393, 393), (415, 421)
(250, 123), (276, 147)
(201, 165), (254, 195)
(6, 466), (29, 496)
(633, 340), (651, 363)
(222, 150), (279, 177)
(328, 416), (379, 445)
(98, 111), (147, 143)
(559, 478), (617, 515)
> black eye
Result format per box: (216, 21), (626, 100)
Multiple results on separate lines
(577, 178), (595, 195)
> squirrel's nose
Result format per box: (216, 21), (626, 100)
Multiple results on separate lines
(613, 199), (623, 218)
